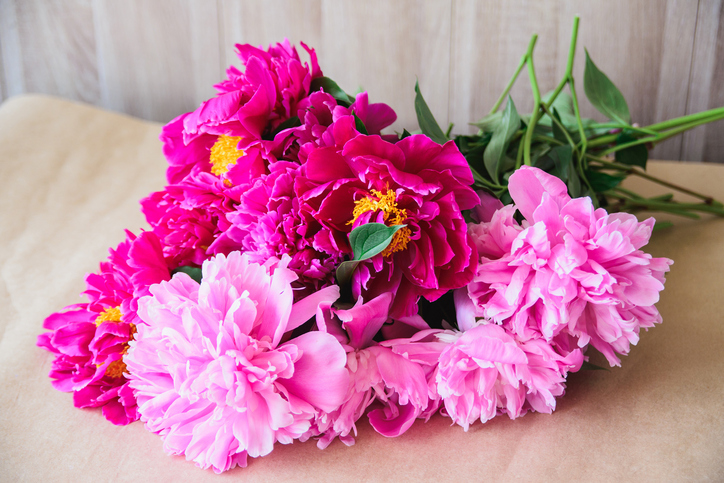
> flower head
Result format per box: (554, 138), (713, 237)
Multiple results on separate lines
(463, 166), (673, 365)
(37, 231), (169, 425)
(126, 252), (348, 473)
(296, 133), (480, 318)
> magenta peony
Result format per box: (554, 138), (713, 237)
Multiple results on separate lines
(296, 133), (480, 318)
(461, 166), (673, 366)
(125, 252), (349, 473)
(36, 231), (169, 425)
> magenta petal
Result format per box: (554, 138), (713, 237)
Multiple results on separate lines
(279, 331), (349, 412)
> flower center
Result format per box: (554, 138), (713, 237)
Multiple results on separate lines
(351, 188), (412, 257)
(94, 306), (137, 378)
(210, 135), (243, 176)
(95, 306), (122, 326)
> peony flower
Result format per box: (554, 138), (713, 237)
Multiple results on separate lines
(295, 133), (480, 318)
(312, 295), (440, 447)
(125, 252), (349, 473)
(462, 166), (673, 366)
(435, 323), (582, 430)
(294, 90), (397, 163)
(37, 231), (169, 425)
(141, 172), (244, 268)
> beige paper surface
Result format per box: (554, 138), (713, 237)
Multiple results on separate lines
(1, 95), (723, 482)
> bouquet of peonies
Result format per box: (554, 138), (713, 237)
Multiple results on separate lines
(38, 19), (723, 473)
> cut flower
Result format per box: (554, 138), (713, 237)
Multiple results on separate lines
(125, 251), (349, 473)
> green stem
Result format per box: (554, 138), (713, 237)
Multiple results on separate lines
(540, 103), (579, 155)
(646, 106), (724, 132)
(588, 157), (719, 204)
(523, 35), (541, 167)
(489, 52), (529, 115)
(545, 16), (579, 110)
(589, 123), (658, 136)
(515, 135), (526, 170)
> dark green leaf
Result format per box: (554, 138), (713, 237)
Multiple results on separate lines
(172, 266), (202, 284)
(267, 116), (300, 139)
(353, 111), (369, 135)
(399, 129), (412, 140)
(584, 50), (631, 125)
(551, 108), (568, 143)
(335, 260), (360, 286)
(568, 170), (582, 198)
(349, 223), (406, 261)
(414, 80), (448, 144)
(548, 145), (573, 181)
(653, 220), (674, 231)
(585, 170), (625, 192)
(580, 361), (609, 371)
(483, 96), (521, 183)
(310, 76), (355, 107)
(614, 133), (648, 169)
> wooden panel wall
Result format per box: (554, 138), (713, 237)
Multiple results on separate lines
(1, 0), (722, 162)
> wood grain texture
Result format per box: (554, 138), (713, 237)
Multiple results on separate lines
(93, 0), (220, 122)
(319, 0), (452, 133)
(0, 0), (721, 161)
(0, 0), (99, 104)
(681, 0), (724, 162)
(220, 0), (323, 66)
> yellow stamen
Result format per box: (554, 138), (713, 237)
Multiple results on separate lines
(104, 359), (128, 379)
(350, 188), (413, 257)
(93, 307), (137, 378)
(210, 135), (244, 176)
(95, 306), (122, 327)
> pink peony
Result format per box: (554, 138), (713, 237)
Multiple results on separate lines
(311, 295), (441, 447)
(37, 231), (169, 425)
(462, 166), (673, 366)
(125, 252), (349, 473)
(435, 323), (582, 430)
(295, 133), (480, 318)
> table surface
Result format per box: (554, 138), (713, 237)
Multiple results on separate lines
(1, 94), (723, 482)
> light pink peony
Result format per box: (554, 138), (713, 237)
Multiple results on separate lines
(36, 231), (169, 425)
(125, 252), (349, 473)
(311, 295), (439, 447)
(461, 166), (673, 365)
(435, 323), (582, 430)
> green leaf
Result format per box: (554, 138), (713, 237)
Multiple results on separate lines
(172, 266), (202, 284)
(471, 111), (502, 132)
(568, 170), (582, 198)
(399, 129), (412, 140)
(585, 170), (625, 192)
(653, 220), (674, 231)
(580, 361), (609, 371)
(614, 133), (648, 169)
(335, 260), (361, 286)
(310, 76), (355, 107)
(349, 223), (406, 261)
(483, 96), (521, 183)
(353, 112), (369, 135)
(267, 116), (301, 139)
(548, 145), (573, 181)
(551, 108), (568, 143)
(584, 50), (631, 125)
(414, 80), (448, 144)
